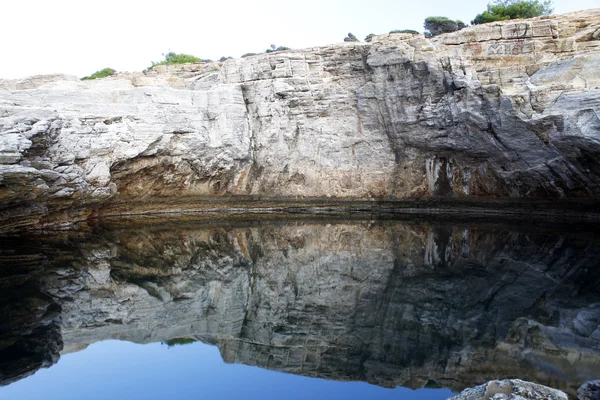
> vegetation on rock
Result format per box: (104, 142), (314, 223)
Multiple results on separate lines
(81, 68), (116, 80)
(265, 44), (292, 53)
(424, 17), (466, 36)
(472, 0), (553, 24)
(390, 29), (420, 35)
(146, 52), (205, 71)
(344, 33), (360, 42)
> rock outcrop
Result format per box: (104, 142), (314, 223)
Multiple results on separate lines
(1, 218), (599, 396)
(450, 380), (568, 400)
(578, 380), (600, 400)
(1, 10), (599, 231)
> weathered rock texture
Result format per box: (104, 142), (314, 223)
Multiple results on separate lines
(0, 10), (599, 230)
(578, 380), (600, 400)
(1, 219), (599, 396)
(450, 379), (568, 400)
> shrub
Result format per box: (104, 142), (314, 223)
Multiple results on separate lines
(424, 16), (466, 37)
(265, 44), (292, 53)
(81, 68), (116, 80)
(471, 0), (553, 24)
(365, 33), (375, 42)
(146, 52), (204, 71)
(219, 56), (233, 62)
(241, 52), (258, 58)
(344, 33), (359, 42)
(390, 29), (420, 35)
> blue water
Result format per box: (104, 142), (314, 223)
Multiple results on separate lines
(0, 340), (454, 400)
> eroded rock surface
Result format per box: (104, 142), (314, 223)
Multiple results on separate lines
(450, 379), (568, 400)
(578, 380), (600, 400)
(0, 219), (598, 396)
(0, 10), (599, 230)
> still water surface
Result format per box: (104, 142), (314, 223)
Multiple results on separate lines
(0, 217), (598, 399)
(1, 340), (452, 399)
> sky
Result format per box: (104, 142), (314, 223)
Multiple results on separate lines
(1, 0), (599, 79)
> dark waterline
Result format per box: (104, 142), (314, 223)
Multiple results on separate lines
(0, 217), (599, 399)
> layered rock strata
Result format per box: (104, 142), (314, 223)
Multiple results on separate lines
(0, 219), (599, 396)
(0, 10), (599, 230)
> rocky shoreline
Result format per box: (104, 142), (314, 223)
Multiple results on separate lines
(450, 379), (600, 400)
(4, 198), (600, 234)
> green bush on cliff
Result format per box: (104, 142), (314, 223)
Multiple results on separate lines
(471, 0), (553, 24)
(389, 29), (420, 35)
(265, 44), (292, 53)
(146, 52), (205, 71)
(424, 17), (466, 37)
(344, 33), (360, 42)
(81, 68), (116, 80)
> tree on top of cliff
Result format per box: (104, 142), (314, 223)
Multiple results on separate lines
(424, 17), (466, 37)
(471, 0), (553, 24)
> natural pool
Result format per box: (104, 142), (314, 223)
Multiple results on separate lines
(0, 339), (453, 399)
(0, 217), (598, 399)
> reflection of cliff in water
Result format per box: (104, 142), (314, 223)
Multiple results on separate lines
(1, 218), (599, 395)
(0, 240), (62, 386)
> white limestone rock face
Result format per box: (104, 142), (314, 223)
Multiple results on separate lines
(1, 10), (600, 229)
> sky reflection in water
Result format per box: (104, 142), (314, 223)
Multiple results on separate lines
(0, 340), (453, 400)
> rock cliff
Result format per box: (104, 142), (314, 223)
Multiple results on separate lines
(1, 10), (599, 230)
(1, 219), (599, 396)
